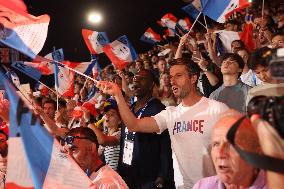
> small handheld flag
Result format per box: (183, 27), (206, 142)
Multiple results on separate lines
(82, 29), (110, 54)
(103, 35), (138, 70)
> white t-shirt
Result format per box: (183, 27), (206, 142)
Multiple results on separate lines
(240, 69), (262, 87)
(153, 97), (229, 189)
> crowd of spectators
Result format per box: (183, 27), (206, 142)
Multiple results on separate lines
(0, 1), (284, 188)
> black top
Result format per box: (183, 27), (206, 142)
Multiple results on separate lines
(201, 63), (223, 98)
(118, 98), (175, 189)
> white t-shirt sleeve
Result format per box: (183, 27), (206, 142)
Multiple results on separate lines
(152, 109), (168, 134)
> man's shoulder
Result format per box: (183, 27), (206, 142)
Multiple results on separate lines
(92, 165), (128, 188)
(202, 97), (229, 109)
(145, 97), (166, 113)
(200, 97), (229, 116)
(209, 85), (224, 99)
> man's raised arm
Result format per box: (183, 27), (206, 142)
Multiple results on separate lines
(97, 81), (160, 133)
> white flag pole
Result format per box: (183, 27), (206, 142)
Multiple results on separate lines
(52, 59), (98, 84)
(188, 11), (203, 34)
(197, 20), (207, 29)
(203, 14), (209, 32)
(262, 0), (265, 20)
(37, 80), (57, 94)
(53, 47), (59, 111)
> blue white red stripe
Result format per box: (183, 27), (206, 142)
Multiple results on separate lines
(103, 35), (138, 70)
(0, 2), (49, 59)
(0, 71), (93, 189)
(82, 29), (110, 55)
(203, 0), (250, 23)
(140, 28), (161, 44)
(160, 13), (178, 30)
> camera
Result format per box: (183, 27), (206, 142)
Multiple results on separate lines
(269, 48), (284, 79)
(247, 95), (284, 138)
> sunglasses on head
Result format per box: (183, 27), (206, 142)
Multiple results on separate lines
(61, 135), (94, 146)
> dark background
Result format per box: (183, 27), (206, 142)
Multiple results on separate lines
(24, 0), (188, 64)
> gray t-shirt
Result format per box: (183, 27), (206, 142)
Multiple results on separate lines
(209, 81), (251, 113)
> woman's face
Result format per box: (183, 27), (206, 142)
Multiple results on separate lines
(160, 73), (170, 86)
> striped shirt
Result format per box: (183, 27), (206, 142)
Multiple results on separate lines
(104, 130), (121, 171)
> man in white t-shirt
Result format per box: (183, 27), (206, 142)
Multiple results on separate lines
(98, 58), (228, 188)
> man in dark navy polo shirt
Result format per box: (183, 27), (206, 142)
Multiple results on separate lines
(118, 69), (175, 189)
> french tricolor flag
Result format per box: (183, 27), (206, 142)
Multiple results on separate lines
(203, 0), (251, 23)
(0, 0), (50, 60)
(225, 0), (251, 19)
(63, 60), (96, 76)
(103, 35), (138, 70)
(11, 61), (42, 81)
(12, 48), (64, 77)
(54, 62), (75, 97)
(140, 28), (161, 44)
(176, 17), (192, 33)
(22, 60), (55, 75)
(160, 13), (178, 30)
(82, 29), (110, 55)
(182, 0), (203, 20)
(91, 55), (102, 80)
(1, 72), (94, 189)
(164, 28), (175, 37)
(215, 23), (255, 53)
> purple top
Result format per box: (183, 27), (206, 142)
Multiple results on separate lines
(192, 171), (267, 189)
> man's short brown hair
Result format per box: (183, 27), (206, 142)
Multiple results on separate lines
(169, 58), (201, 77)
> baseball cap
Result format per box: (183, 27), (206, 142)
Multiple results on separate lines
(103, 98), (118, 113)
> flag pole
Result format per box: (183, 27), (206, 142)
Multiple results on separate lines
(2, 63), (57, 95)
(197, 20), (207, 29)
(188, 11), (203, 34)
(37, 80), (57, 95)
(53, 47), (59, 111)
(203, 14), (209, 32)
(261, 0), (265, 20)
(52, 59), (98, 84)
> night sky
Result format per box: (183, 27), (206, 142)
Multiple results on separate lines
(24, 0), (187, 65)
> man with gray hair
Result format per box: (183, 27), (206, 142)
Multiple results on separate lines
(193, 110), (267, 189)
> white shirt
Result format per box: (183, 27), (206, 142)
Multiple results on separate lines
(153, 97), (229, 188)
(240, 69), (262, 87)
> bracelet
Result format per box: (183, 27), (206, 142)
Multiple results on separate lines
(203, 68), (208, 72)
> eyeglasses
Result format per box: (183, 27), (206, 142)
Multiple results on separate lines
(61, 135), (93, 146)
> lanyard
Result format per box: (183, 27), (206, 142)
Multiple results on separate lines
(125, 97), (154, 136)
(136, 97), (154, 119)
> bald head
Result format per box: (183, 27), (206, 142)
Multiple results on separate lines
(213, 109), (260, 152)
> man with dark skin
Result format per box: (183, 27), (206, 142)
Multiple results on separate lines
(118, 69), (175, 189)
